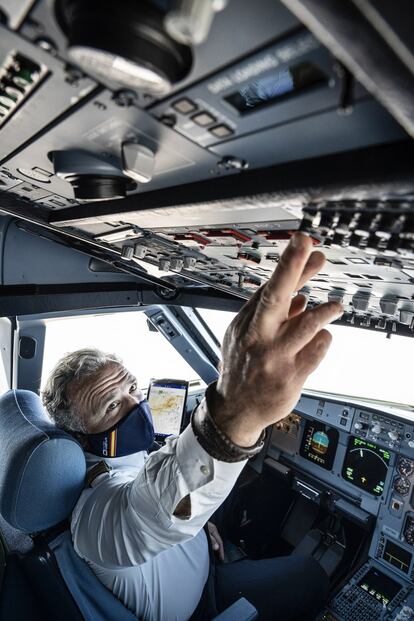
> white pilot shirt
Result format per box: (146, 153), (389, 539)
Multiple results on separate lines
(71, 418), (247, 621)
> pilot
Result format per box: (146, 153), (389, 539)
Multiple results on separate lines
(42, 233), (342, 621)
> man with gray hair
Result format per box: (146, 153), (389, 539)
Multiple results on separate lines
(43, 349), (123, 437)
(42, 234), (342, 621)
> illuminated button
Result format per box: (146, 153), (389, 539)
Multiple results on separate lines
(172, 98), (197, 114)
(209, 124), (234, 139)
(340, 418), (347, 426)
(191, 111), (216, 127)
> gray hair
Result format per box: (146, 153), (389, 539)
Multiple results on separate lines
(42, 348), (122, 433)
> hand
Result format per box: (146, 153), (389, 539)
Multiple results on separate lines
(212, 232), (343, 447)
(207, 521), (224, 561)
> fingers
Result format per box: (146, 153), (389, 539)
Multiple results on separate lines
(229, 238), (324, 329)
(216, 532), (225, 561)
(214, 533), (224, 561)
(295, 251), (326, 292)
(208, 523), (225, 561)
(288, 294), (308, 319)
(296, 328), (333, 375)
(284, 301), (342, 353)
(249, 233), (315, 340)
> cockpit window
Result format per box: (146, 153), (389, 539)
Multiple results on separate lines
(197, 309), (237, 345)
(305, 325), (412, 409)
(41, 311), (203, 392)
(198, 309), (413, 409)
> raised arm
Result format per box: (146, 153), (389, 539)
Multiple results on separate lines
(209, 231), (343, 448)
(71, 232), (342, 568)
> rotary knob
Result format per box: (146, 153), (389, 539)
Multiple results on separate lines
(395, 606), (414, 621)
(371, 423), (382, 435)
(159, 258), (171, 271)
(183, 257), (196, 270)
(379, 296), (399, 317)
(354, 422), (364, 430)
(352, 291), (371, 312)
(388, 430), (399, 442)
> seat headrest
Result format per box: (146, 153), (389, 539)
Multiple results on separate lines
(0, 390), (86, 534)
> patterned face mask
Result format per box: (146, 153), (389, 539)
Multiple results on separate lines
(86, 399), (155, 457)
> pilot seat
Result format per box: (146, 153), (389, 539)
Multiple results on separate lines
(0, 389), (257, 621)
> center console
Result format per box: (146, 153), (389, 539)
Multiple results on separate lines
(318, 561), (414, 620)
(265, 393), (414, 621)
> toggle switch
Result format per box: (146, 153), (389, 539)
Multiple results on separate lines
(122, 142), (155, 183)
(379, 296), (399, 316)
(183, 257), (196, 270)
(170, 258), (184, 272)
(159, 258), (171, 271)
(352, 291), (371, 312)
(121, 245), (134, 260)
(328, 289), (346, 304)
(371, 422), (382, 435)
(134, 244), (147, 259)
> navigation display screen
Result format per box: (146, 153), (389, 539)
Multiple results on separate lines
(147, 379), (188, 437)
(342, 436), (391, 496)
(383, 539), (412, 574)
(299, 420), (339, 470)
(358, 568), (400, 606)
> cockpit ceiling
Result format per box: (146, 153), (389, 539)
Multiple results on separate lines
(0, 0), (413, 332)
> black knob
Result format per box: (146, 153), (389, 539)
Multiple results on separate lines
(386, 234), (401, 253)
(55, 0), (193, 94)
(68, 174), (132, 200)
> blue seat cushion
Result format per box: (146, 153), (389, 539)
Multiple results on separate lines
(50, 530), (137, 621)
(0, 390), (86, 533)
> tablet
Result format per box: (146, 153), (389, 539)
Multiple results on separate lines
(147, 379), (189, 438)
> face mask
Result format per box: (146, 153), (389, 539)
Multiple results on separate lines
(86, 399), (155, 458)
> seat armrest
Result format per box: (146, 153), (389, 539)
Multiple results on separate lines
(212, 597), (258, 621)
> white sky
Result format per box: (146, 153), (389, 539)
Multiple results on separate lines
(199, 309), (413, 408)
(40, 308), (413, 408)
(41, 312), (201, 391)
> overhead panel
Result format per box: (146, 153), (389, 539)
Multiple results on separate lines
(0, 0), (412, 334)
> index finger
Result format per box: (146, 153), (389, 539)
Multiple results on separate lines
(250, 233), (315, 340)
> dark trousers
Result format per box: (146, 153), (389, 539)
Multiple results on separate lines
(214, 554), (329, 621)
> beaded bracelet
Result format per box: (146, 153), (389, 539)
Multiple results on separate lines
(191, 382), (265, 463)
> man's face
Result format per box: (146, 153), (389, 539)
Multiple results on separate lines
(66, 363), (143, 433)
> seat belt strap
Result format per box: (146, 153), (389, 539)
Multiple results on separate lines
(85, 461), (111, 488)
(0, 529), (6, 592)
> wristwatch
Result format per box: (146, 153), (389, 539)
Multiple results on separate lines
(191, 382), (265, 463)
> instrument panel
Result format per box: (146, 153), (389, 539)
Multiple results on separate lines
(268, 395), (403, 513)
(267, 392), (414, 601)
